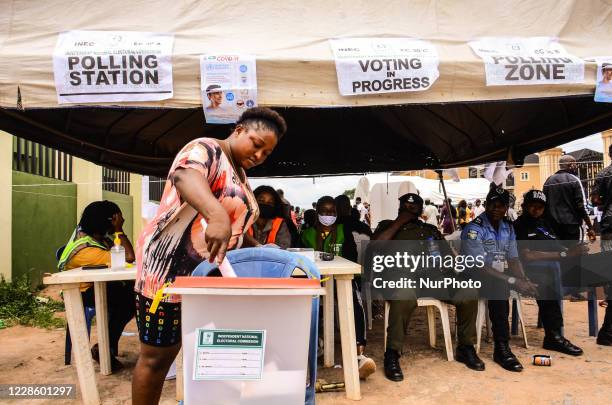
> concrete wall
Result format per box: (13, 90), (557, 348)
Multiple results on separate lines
(12, 171), (77, 285)
(102, 190), (134, 242)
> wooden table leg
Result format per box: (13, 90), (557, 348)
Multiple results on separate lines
(176, 349), (183, 401)
(323, 276), (335, 367)
(335, 275), (361, 401)
(62, 284), (101, 405)
(93, 281), (111, 375)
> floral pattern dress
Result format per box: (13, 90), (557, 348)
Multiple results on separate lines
(135, 138), (258, 303)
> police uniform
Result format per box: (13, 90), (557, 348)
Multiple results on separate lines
(514, 209), (564, 333)
(461, 208), (518, 343)
(377, 197), (478, 356)
(514, 190), (583, 355)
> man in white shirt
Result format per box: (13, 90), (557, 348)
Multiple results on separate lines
(355, 197), (367, 222)
(472, 199), (485, 218)
(422, 199), (439, 226)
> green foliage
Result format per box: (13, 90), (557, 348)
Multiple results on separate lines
(0, 275), (65, 329)
(343, 188), (356, 199)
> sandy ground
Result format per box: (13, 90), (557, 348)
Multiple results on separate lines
(1, 286), (611, 405)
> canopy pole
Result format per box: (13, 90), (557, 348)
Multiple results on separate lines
(436, 169), (455, 233)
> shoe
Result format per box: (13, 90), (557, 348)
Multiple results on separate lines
(91, 344), (124, 372)
(543, 334), (583, 356)
(493, 341), (523, 372)
(357, 354), (376, 380)
(456, 345), (485, 371)
(383, 349), (404, 382)
(597, 328), (612, 346)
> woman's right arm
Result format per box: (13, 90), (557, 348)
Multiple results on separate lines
(173, 167), (231, 263)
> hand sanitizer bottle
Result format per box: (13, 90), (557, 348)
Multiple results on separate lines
(111, 233), (126, 269)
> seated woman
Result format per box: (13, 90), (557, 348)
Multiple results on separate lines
(300, 196), (376, 380)
(58, 200), (136, 371)
(513, 190), (585, 356)
(247, 186), (293, 249)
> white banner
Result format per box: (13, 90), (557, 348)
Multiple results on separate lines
(200, 55), (257, 124)
(53, 31), (174, 104)
(329, 38), (439, 96)
(469, 37), (584, 86)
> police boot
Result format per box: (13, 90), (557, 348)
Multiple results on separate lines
(597, 302), (612, 346)
(493, 341), (523, 372)
(543, 331), (583, 355)
(383, 349), (404, 382)
(456, 345), (485, 371)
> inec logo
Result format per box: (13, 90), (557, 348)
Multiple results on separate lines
(239, 64), (248, 73)
(226, 92), (234, 101)
(202, 331), (214, 345)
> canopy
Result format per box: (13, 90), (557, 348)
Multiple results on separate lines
(354, 174), (490, 227)
(1, 0), (611, 176)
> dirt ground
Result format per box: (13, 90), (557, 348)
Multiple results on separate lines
(1, 286), (611, 405)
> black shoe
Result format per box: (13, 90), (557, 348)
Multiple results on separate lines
(543, 334), (583, 356)
(91, 344), (124, 372)
(456, 345), (485, 371)
(597, 328), (612, 346)
(493, 341), (523, 372)
(383, 349), (404, 382)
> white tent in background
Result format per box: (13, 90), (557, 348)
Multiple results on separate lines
(355, 174), (491, 228)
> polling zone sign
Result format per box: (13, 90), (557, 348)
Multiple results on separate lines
(53, 31), (174, 104)
(469, 37), (584, 86)
(329, 38), (439, 96)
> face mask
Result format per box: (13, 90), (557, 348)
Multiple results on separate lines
(259, 204), (276, 219)
(318, 214), (337, 227)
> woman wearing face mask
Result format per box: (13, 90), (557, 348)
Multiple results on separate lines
(132, 107), (287, 405)
(300, 196), (376, 380)
(247, 185), (293, 249)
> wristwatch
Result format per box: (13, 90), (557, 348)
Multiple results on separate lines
(559, 251), (568, 258)
(507, 276), (516, 285)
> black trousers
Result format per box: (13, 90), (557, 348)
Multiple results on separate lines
(526, 266), (564, 333)
(82, 281), (136, 356)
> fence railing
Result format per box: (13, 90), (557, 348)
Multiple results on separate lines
(12, 137), (72, 182)
(102, 167), (130, 195)
(148, 176), (165, 202)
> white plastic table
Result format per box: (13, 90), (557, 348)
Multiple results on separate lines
(315, 256), (362, 401)
(44, 267), (136, 405)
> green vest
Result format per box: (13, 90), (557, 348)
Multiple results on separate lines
(57, 230), (108, 271)
(300, 224), (345, 254)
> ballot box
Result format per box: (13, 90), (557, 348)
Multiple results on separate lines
(166, 277), (324, 405)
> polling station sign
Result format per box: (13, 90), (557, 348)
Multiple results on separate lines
(469, 37), (584, 86)
(329, 38), (439, 96)
(53, 31), (174, 104)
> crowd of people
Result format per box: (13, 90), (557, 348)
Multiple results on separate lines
(55, 107), (612, 404)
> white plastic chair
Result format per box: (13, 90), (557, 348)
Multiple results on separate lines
(476, 293), (529, 350)
(384, 298), (454, 361)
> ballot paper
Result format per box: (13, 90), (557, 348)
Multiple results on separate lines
(193, 329), (266, 381)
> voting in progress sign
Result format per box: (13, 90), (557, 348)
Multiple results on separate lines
(53, 31), (174, 104)
(329, 38), (439, 96)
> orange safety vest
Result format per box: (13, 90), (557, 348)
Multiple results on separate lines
(248, 218), (284, 244)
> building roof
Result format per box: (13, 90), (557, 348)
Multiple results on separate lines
(566, 148), (603, 162)
(523, 154), (539, 164)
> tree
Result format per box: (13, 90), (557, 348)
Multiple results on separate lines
(343, 188), (355, 199)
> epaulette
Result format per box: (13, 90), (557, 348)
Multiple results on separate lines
(471, 216), (483, 226)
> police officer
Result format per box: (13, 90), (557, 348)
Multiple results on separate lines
(374, 193), (483, 382)
(513, 190), (584, 355)
(461, 186), (538, 372)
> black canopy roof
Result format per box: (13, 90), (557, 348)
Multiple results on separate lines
(1, 95), (611, 177)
